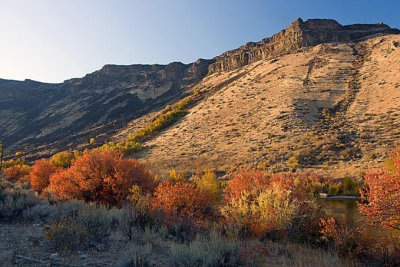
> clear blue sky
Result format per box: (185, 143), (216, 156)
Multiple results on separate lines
(0, 0), (399, 83)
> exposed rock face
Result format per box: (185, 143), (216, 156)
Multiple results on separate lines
(0, 61), (208, 156)
(207, 18), (400, 73)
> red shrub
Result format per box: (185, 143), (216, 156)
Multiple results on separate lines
(224, 169), (270, 202)
(48, 149), (155, 206)
(360, 145), (400, 230)
(152, 181), (214, 220)
(29, 159), (58, 192)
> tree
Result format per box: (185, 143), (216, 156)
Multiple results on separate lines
(360, 145), (400, 230)
(29, 159), (58, 192)
(50, 151), (75, 168)
(48, 149), (155, 206)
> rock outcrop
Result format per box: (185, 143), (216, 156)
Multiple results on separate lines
(207, 18), (400, 73)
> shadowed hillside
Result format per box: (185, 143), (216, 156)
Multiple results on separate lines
(0, 60), (212, 158)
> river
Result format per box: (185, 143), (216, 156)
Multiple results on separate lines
(318, 198), (363, 228)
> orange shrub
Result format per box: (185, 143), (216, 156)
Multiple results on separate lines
(152, 181), (214, 220)
(222, 170), (326, 239)
(4, 164), (30, 182)
(48, 149), (155, 206)
(29, 159), (58, 192)
(320, 217), (358, 257)
(224, 169), (270, 202)
(360, 145), (400, 231)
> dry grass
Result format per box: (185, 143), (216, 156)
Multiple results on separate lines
(123, 35), (400, 177)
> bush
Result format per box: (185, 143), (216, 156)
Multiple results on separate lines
(319, 217), (359, 257)
(342, 177), (360, 196)
(287, 156), (300, 168)
(4, 164), (30, 182)
(167, 168), (187, 182)
(327, 184), (342, 196)
(45, 204), (121, 251)
(221, 171), (326, 240)
(123, 243), (153, 266)
(169, 230), (240, 266)
(48, 149), (155, 206)
(2, 158), (27, 169)
(45, 215), (90, 251)
(152, 181), (214, 221)
(360, 145), (400, 230)
(29, 159), (58, 192)
(224, 169), (269, 202)
(221, 183), (300, 238)
(193, 170), (222, 201)
(50, 151), (75, 168)
(0, 179), (39, 221)
(76, 205), (115, 242)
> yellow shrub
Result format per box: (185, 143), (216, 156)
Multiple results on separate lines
(287, 156), (300, 168)
(194, 170), (222, 200)
(167, 169), (187, 182)
(50, 151), (75, 168)
(221, 184), (300, 237)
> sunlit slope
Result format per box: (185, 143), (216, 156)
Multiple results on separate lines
(136, 35), (400, 174)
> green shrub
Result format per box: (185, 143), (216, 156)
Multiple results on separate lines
(342, 177), (360, 196)
(169, 230), (240, 266)
(122, 243), (153, 267)
(0, 179), (39, 221)
(45, 204), (120, 251)
(44, 215), (90, 251)
(327, 184), (342, 196)
(116, 205), (146, 240)
(22, 200), (57, 222)
(77, 205), (114, 242)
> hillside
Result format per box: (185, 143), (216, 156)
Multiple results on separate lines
(1, 18), (399, 176)
(0, 60), (212, 158)
(131, 20), (399, 176)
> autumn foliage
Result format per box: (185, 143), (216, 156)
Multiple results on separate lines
(152, 180), (214, 220)
(224, 169), (270, 202)
(221, 170), (325, 238)
(360, 145), (400, 231)
(29, 159), (58, 192)
(48, 149), (155, 206)
(4, 164), (31, 182)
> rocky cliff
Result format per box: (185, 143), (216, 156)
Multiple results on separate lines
(207, 18), (400, 73)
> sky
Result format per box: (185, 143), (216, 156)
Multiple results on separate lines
(0, 0), (399, 83)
